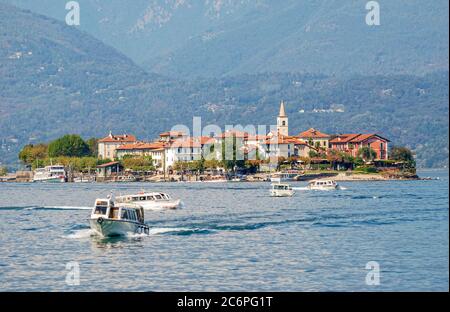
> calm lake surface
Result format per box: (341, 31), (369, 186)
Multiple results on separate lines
(0, 169), (448, 291)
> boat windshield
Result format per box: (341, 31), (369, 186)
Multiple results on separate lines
(94, 206), (107, 215)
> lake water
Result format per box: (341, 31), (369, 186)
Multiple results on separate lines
(0, 169), (448, 291)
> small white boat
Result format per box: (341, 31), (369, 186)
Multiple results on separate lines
(89, 196), (149, 237)
(270, 183), (295, 197)
(115, 191), (182, 210)
(33, 165), (66, 183)
(307, 180), (339, 190)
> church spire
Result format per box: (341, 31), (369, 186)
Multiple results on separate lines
(279, 101), (286, 117)
(277, 100), (288, 137)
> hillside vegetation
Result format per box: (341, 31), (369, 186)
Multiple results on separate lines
(0, 3), (448, 169)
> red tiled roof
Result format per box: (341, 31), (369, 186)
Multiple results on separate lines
(298, 128), (330, 139)
(330, 134), (390, 144)
(169, 138), (202, 148)
(264, 135), (305, 145)
(159, 131), (186, 137)
(198, 136), (215, 145)
(116, 142), (166, 151)
(98, 134), (137, 143)
(329, 134), (361, 143)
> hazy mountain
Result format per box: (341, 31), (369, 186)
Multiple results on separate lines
(0, 3), (448, 168)
(5, 0), (449, 78)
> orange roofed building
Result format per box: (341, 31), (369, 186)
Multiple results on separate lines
(98, 132), (137, 160)
(329, 133), (390, 160)
(296, 128), (331, 150)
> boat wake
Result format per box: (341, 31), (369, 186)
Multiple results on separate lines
(65, 228), (96, 239)
(292, 187), (309, 191)
(41, 206), (92, 210)
(65, 226), (203, 239)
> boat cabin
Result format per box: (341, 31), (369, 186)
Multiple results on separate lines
(118, 192), (172, 202)
(309, 180), (336, 187)
(272, 183), (293, 191)
(93, 199), (144, 223)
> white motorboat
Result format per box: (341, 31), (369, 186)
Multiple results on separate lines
(307, 180), (339, 190)
(270, 183), (295, 197)
(115, 191), (182, 210)
(89, 196), (149, 237)
(33, 165), (66, 183)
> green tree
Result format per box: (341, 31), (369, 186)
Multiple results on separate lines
(86, 137), (98, 157)
(18, 144), (48, 165)
(390, 146), (415, 163)
(390, 146), (416, 170)
(48, 135), (90, 158)
(357, 147), (377, 162)
(0, 167), (7, 176)
(122, 156), (154, 171)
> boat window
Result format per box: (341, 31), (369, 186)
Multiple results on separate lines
(109, 207), (120, 219)
(132, 197), (139, 201)
(121, 209), (129, 220)
(155, 194), (162, 200)
(128, 210), (137, 221)
(94, 206), (107, 215)
(139, 196), (146, 201)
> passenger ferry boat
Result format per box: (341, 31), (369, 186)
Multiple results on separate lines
(33, 165), (66, 183)
(270, 183), (295, 197)
(115, 191), (182, 210)
(90, 196), (149, 237)
(307, 180), (339, 190)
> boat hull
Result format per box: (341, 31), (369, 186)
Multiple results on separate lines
(308, 185), (338, 191)
(89, 218), (148, 237)
(270, 190), (295, 197)
(33, 177), (65, 183)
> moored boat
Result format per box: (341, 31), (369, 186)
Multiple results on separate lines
(89, 196), (149, 237)
(115, 191), (182, 210)
(33, 165), (66, 183)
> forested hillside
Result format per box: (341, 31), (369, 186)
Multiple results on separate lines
(0, 3), (448, 168)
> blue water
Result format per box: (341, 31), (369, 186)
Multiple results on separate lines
(0, 169), (448, 291)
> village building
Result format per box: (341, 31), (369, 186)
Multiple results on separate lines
(115, 142), (166, 168)
(96, 161), (123, 178)
(329, 134), (390, 160)
(96, 100), (391, 173)
(97, 132), (137, 160)
(159, 131), (188, 142)
(165, 137), (203, 170)
(296, 128), (331, 150)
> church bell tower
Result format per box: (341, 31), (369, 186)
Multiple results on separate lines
(277, 101), (288, 137)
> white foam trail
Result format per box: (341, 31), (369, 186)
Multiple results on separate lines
(65, 229), (95, 239)
(292, 187), (309, 191)
(148, 227), (191, 235)
(339, 186), (348, 190)
(43, 206), (92, 210)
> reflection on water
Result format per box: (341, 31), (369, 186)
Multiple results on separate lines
(0, 169), (448, 291)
